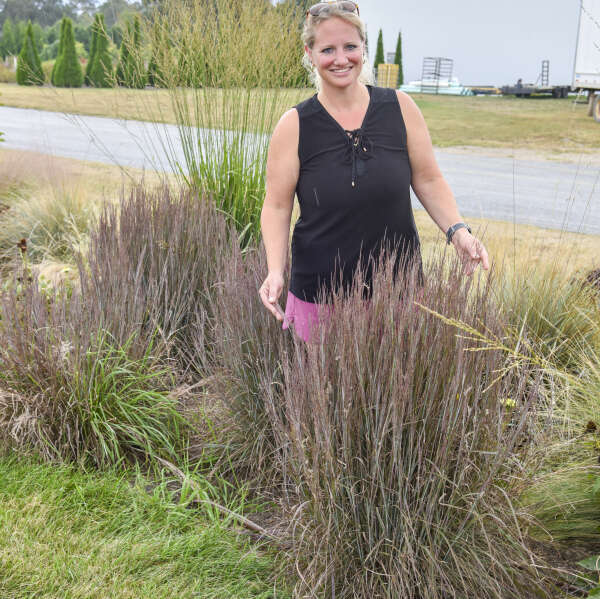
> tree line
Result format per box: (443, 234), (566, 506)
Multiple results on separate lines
(0, 0), (141, 30)
(4, 2), (406, 90)
(14, 13), (146, 88)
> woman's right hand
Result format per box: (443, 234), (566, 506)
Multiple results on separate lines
(258, 272), (285, 321)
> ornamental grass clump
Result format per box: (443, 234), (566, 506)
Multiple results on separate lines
(0, 281), (184, 468)
(144, 0), (309, 247)
(0, 185), (95, 268)
(81, 185), (235, 371)
(498, 259), (600, 374)
(263, 252), (558, 598)
(0, 185), (236, 467)
(207, 244), (295, 483)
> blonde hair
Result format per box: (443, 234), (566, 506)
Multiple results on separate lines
(302, 5), (374, 91)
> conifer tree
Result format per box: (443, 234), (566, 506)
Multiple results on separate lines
(115, 22), (131, 85)
(117, 16), (145, 88)
(31, 23), (44, 54)
(147, 22), (166, 87)
(394, 31), (404, 86)
(15, 21), (27, 55)
(1, 18), (17, 58)
(130, 15), (145, 88)
(88, 14), (113, 88)
(51, 18), (66, 85)
(16, 22), (44, 86)
(374, 29), (384, 71)
(85, 14), (100, 86)
(54, 18), (83, 88)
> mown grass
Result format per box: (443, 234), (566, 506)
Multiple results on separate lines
(1, 82), (598, 153)
(0, 452), (289, 599)
(411, 94), (600, 153)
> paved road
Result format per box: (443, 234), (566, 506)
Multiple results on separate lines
(1, 105), (599, 235)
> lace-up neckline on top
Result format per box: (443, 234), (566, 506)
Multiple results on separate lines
(314, 87), (374, 188)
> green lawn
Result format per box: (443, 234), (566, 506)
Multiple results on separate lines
(0, 453), (289, 599)
(412, 93), (600, 153)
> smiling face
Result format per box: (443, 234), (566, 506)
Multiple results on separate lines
(306, 17), (364, 91)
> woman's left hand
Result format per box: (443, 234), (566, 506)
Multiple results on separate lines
(451, 229), (490, 276)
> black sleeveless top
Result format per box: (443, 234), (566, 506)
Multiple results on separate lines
(290, 85), (421, 303)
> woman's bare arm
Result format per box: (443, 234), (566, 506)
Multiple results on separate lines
(396, 91), (489, 275)
(259, 108), (300, 319)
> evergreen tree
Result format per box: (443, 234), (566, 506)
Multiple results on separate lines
(16, 21), (44, 85)
(85, 14), (100, 86)
(15, 21), (27, 53)
(394, 31), (403, 86)
(116, 16), (144, 88)
(54, 18), (83, 88)
(1, 18), (17, 57)
(88, 14), (113, 88)
(51, 17), (66, 85)
(147, 22), (167, 87)
(129, 15), (145, 88)
(115, 22), (131, 85)
(374, 29), (384, 71)
(31, 22), (43, 53)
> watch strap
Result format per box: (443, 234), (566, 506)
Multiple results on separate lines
(446, 222), (472, 245)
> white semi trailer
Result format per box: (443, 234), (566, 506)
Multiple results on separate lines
(573, 0), (600, 122)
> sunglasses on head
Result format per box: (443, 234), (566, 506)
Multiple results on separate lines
(307, 1), (360, 18)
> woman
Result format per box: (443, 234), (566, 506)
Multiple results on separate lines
(259, 0), (489, 342)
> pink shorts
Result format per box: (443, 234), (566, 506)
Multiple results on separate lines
(282, 291), (332, 343)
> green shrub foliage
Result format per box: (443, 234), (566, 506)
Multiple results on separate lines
(50, 18), (66, 85)
(128, 15), (145, 88)
(54, 19), (83, 88)
(87, 14), (112, 88)
(1, 18), (17, 58)
(116, 16), (145, 89)
(84, 14), (100, 86)
(16, 22), (44, 86)
(147, 22), (166, 87)
(115, 22), (130, 85)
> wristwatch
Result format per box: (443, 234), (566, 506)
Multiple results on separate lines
(446, 222), (472, 245)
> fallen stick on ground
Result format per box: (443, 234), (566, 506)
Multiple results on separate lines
(155, 456), (277, 540)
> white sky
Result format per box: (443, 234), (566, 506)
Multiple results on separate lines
(357, 0), (582, 86)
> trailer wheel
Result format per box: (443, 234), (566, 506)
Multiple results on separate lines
(561, 87), (569, 98)
(593, 94), (600, 123)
